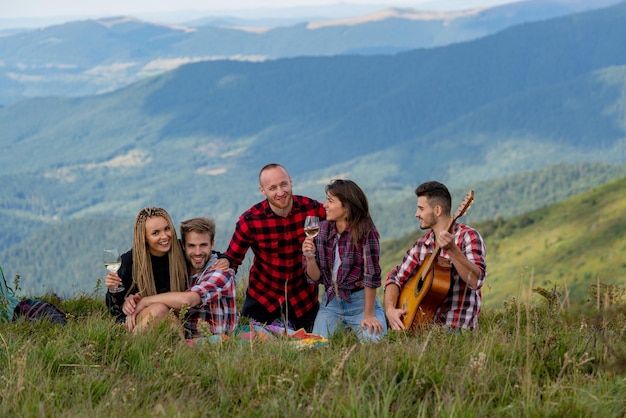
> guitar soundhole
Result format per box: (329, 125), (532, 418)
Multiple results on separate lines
(416, 279), (424, 293)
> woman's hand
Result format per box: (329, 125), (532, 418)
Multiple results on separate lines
(302, 236), (316, 258)
(104, 271), (123, 292)
(361, 315), (385, 335)
(122, 294), (141, 316)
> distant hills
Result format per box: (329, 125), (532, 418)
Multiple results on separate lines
(1, 1), (626, 296)
(0, 0), (622, 105)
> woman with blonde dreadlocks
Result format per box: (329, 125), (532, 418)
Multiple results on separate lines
(105, 207), (188, 331)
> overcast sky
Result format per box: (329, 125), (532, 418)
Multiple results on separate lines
(0, 0), (517, 19)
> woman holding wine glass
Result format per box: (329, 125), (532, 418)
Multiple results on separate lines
(103, 247), (123, 293)
(105, 207), (188, 327)
(302, 179), (387, 342)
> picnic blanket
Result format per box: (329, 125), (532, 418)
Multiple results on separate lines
(186, 319), (328, 348)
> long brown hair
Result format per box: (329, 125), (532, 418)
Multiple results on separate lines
(325, 179), (375, 245)
(130, 207), (188, 296)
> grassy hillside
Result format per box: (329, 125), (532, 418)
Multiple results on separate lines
(481, 176), (626, 306)
(380, 175), (626, 307)
(1, 268), (625, 416)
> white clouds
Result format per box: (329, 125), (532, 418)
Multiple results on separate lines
(0, 1), (372, 18)
(0, 0), (512, 19)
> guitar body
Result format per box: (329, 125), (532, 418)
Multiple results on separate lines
(399, 256), (451, 330)
(411, 259), (451, 329)
(395, 190), (474, 331)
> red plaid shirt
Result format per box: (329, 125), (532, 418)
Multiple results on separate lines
(223, 195), (326, 317)
(185, 254), (237, 337)
(385, 223), (487, 330)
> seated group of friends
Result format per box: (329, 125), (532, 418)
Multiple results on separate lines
(105, 163), (487, 343)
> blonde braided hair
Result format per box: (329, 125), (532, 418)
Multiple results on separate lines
(129, 207), (188, 296)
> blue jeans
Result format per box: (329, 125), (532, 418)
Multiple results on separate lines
(312, 289), (387, 342)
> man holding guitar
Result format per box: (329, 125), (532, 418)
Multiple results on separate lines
(384, 181), (487, 331)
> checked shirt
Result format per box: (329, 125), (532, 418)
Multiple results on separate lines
(185, 254), (237, 337)
(304, 221), (382, 303)
(385, 223), (487, 330)
(222, 195), (325, 317)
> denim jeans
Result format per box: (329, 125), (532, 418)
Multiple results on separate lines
(312, 289), (387, 342)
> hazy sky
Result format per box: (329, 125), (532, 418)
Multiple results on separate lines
(0, 0), (517, 19)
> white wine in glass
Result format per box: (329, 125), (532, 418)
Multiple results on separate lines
(104, 247), (124, 293)
(304, 216), (320, 238)
(304, 216), (320, 256)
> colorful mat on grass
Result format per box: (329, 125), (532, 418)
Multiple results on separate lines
(186, 320), (328, 348)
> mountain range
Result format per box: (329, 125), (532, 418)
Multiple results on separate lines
(0, 0), (622, 106)
(1, 1), (626, 295)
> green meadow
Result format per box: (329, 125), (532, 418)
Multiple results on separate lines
(1, 281), (625, 417)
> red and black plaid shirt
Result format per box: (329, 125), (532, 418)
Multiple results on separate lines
(385, 223), (487, 330)
(223, 195), (326, 317)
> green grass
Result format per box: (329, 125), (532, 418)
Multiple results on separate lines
(1, 279), (625, 417)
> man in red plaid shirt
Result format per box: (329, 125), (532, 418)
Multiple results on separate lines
(213, 163), (325, 332)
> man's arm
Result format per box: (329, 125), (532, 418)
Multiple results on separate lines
(215, 218), (252, 271)
(437, 229), (485, 290)
(383, 240), (425, 331)
(384, 283), (406, 331)
(190, 269), (235, 304)
(447, 246), (481, 289)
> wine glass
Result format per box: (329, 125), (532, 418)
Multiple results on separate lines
(304, 216), (320, 257)
(103, 247), (124, 293)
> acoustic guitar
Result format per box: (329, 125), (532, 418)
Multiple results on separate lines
(397, 190), (474, 331)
